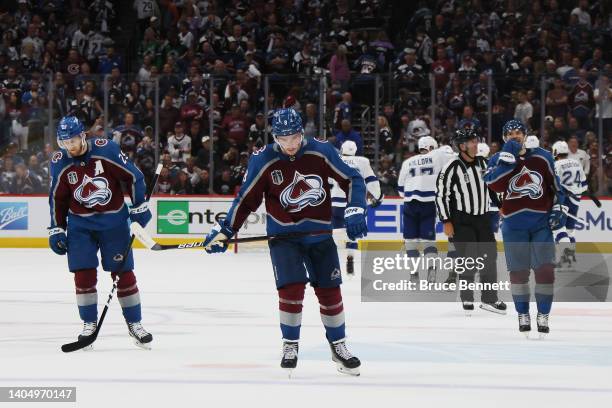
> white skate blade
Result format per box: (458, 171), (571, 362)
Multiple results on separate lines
(336, 363), (360, 376)
(479, 304), (507, 315)
(537, 331), (548, 340)
(132, 338), (152, 350)
(283, 367), (295, 378)
(81, 344), (94, 351)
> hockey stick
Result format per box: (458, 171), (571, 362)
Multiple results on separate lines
(565, 212), (586, 224)
(61, 163), (163, 353)
(585, 192), (602, 208)
(130, 223), (336, 251)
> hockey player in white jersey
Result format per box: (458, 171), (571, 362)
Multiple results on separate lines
(331, 141), (382, 275)
(398, 136), (454, 282)
(551, 141), (587, 267)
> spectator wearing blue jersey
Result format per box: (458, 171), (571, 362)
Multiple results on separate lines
(334, 120), (363, 156)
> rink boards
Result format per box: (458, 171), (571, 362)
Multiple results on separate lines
(1, 195), (612, 251)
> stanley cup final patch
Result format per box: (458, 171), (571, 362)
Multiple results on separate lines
(271, 169), (284, 185)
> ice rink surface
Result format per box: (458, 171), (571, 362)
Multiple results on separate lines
(1, 248), (611, 408)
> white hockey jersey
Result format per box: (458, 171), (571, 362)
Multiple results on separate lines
(398, 148), (454, 202)
(330, 155), (380, 207)
(555, 157), (587, 205)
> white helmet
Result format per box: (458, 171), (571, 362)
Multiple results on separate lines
(439, 145), (454, 155)
(418, 136), (438, 151)
(552, 141), (569, 157)
(476, 142), (490, 158)
(525, 135), (540, 148)
(409, 118), (431, 138)
(340, 140), (357, 156)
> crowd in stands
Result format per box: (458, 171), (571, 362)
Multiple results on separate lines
(0, 0), (611, 196)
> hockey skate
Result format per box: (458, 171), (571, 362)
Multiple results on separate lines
(346, 255), (354, 276)
(78, 321), (97, 351)
(329, 338), (360, 376)
(280, 340), (299, 377)
(444, 271), (457, 288)
(555, 248), (574, 269)
(536, 313), (550, 338)
(426, 266), (436, 284)
(518, 313), (531, 337)
(127, 321), (153, 349)
(479, 300), (507, 315)
(462, 301), (474, 316)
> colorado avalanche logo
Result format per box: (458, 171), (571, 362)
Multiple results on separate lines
(73, 175), (113, 208)
(279, 172), (326, 213)
(505, 167), (544, 200)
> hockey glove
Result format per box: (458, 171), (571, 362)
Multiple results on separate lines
(368, 194), (384, 208)
(499, 139), (522, 164)
(203, 222), (233, 254)
(344, 207), (368, 241)
(549, 204), (568, 230)
(48, 227), (68, 255)
(129, 202), (152, 227)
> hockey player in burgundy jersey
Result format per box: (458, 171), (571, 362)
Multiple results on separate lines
(484, 119), (566, 337)
(48, 116), (153, 349)
(202, 108), (367, 376)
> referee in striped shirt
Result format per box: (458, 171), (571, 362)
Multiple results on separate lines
(435, 129), (506, 314)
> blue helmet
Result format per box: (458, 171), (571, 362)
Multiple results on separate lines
(271, 108), (303, 137)
(57, 116), (85, 141)
(502, 119), (526, 139)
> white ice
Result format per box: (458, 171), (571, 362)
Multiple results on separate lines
(1, 248), (611, 408)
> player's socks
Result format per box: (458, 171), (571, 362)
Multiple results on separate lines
(74, 269), (98, 322)
(534, 264), (554, 315)
(329, 338), (360, 376)
(510, 270), (530, 314)
(314, 287), (345, 342)
(278, 283), (305, 341)
(112, 271), (142, 323)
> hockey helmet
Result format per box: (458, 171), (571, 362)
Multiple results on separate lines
(552, 141), (569, 157)
(525, 135), (540, 149)
(271, 108), (303, 137)
(341, 140), (358, 156)
(418, 136), (438, 151)
(452, 128), (479, 146)
(476, 142), (490, 158)
(56, 116), (86, 150)
(502, 119), (527, 142)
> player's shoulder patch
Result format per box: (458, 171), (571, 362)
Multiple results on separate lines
(94, 138), (108, 147)
(51, 151), (63, 163)
(313, 138), (328, 144)
(252, 145), (267, 156)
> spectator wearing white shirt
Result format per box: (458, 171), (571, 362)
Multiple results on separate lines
(167, 122), (192, 166)
(567, 136), (591, 177)
(514, 91), (533, 129)
(594, 75), (612, 139)
(571, 0), (592, 29)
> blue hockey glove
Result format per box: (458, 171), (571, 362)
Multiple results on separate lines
(499, 139), (522, 164)
(549, 204), (568, 230)
(203, 222), (233, 254)
(48, 227), (68, 255)
(368, 194), (384, 208)
(129, 202), (152, 227)
(344, 207), (368, 241)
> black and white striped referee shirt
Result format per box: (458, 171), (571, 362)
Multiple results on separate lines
(435, 155), (490, 222)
